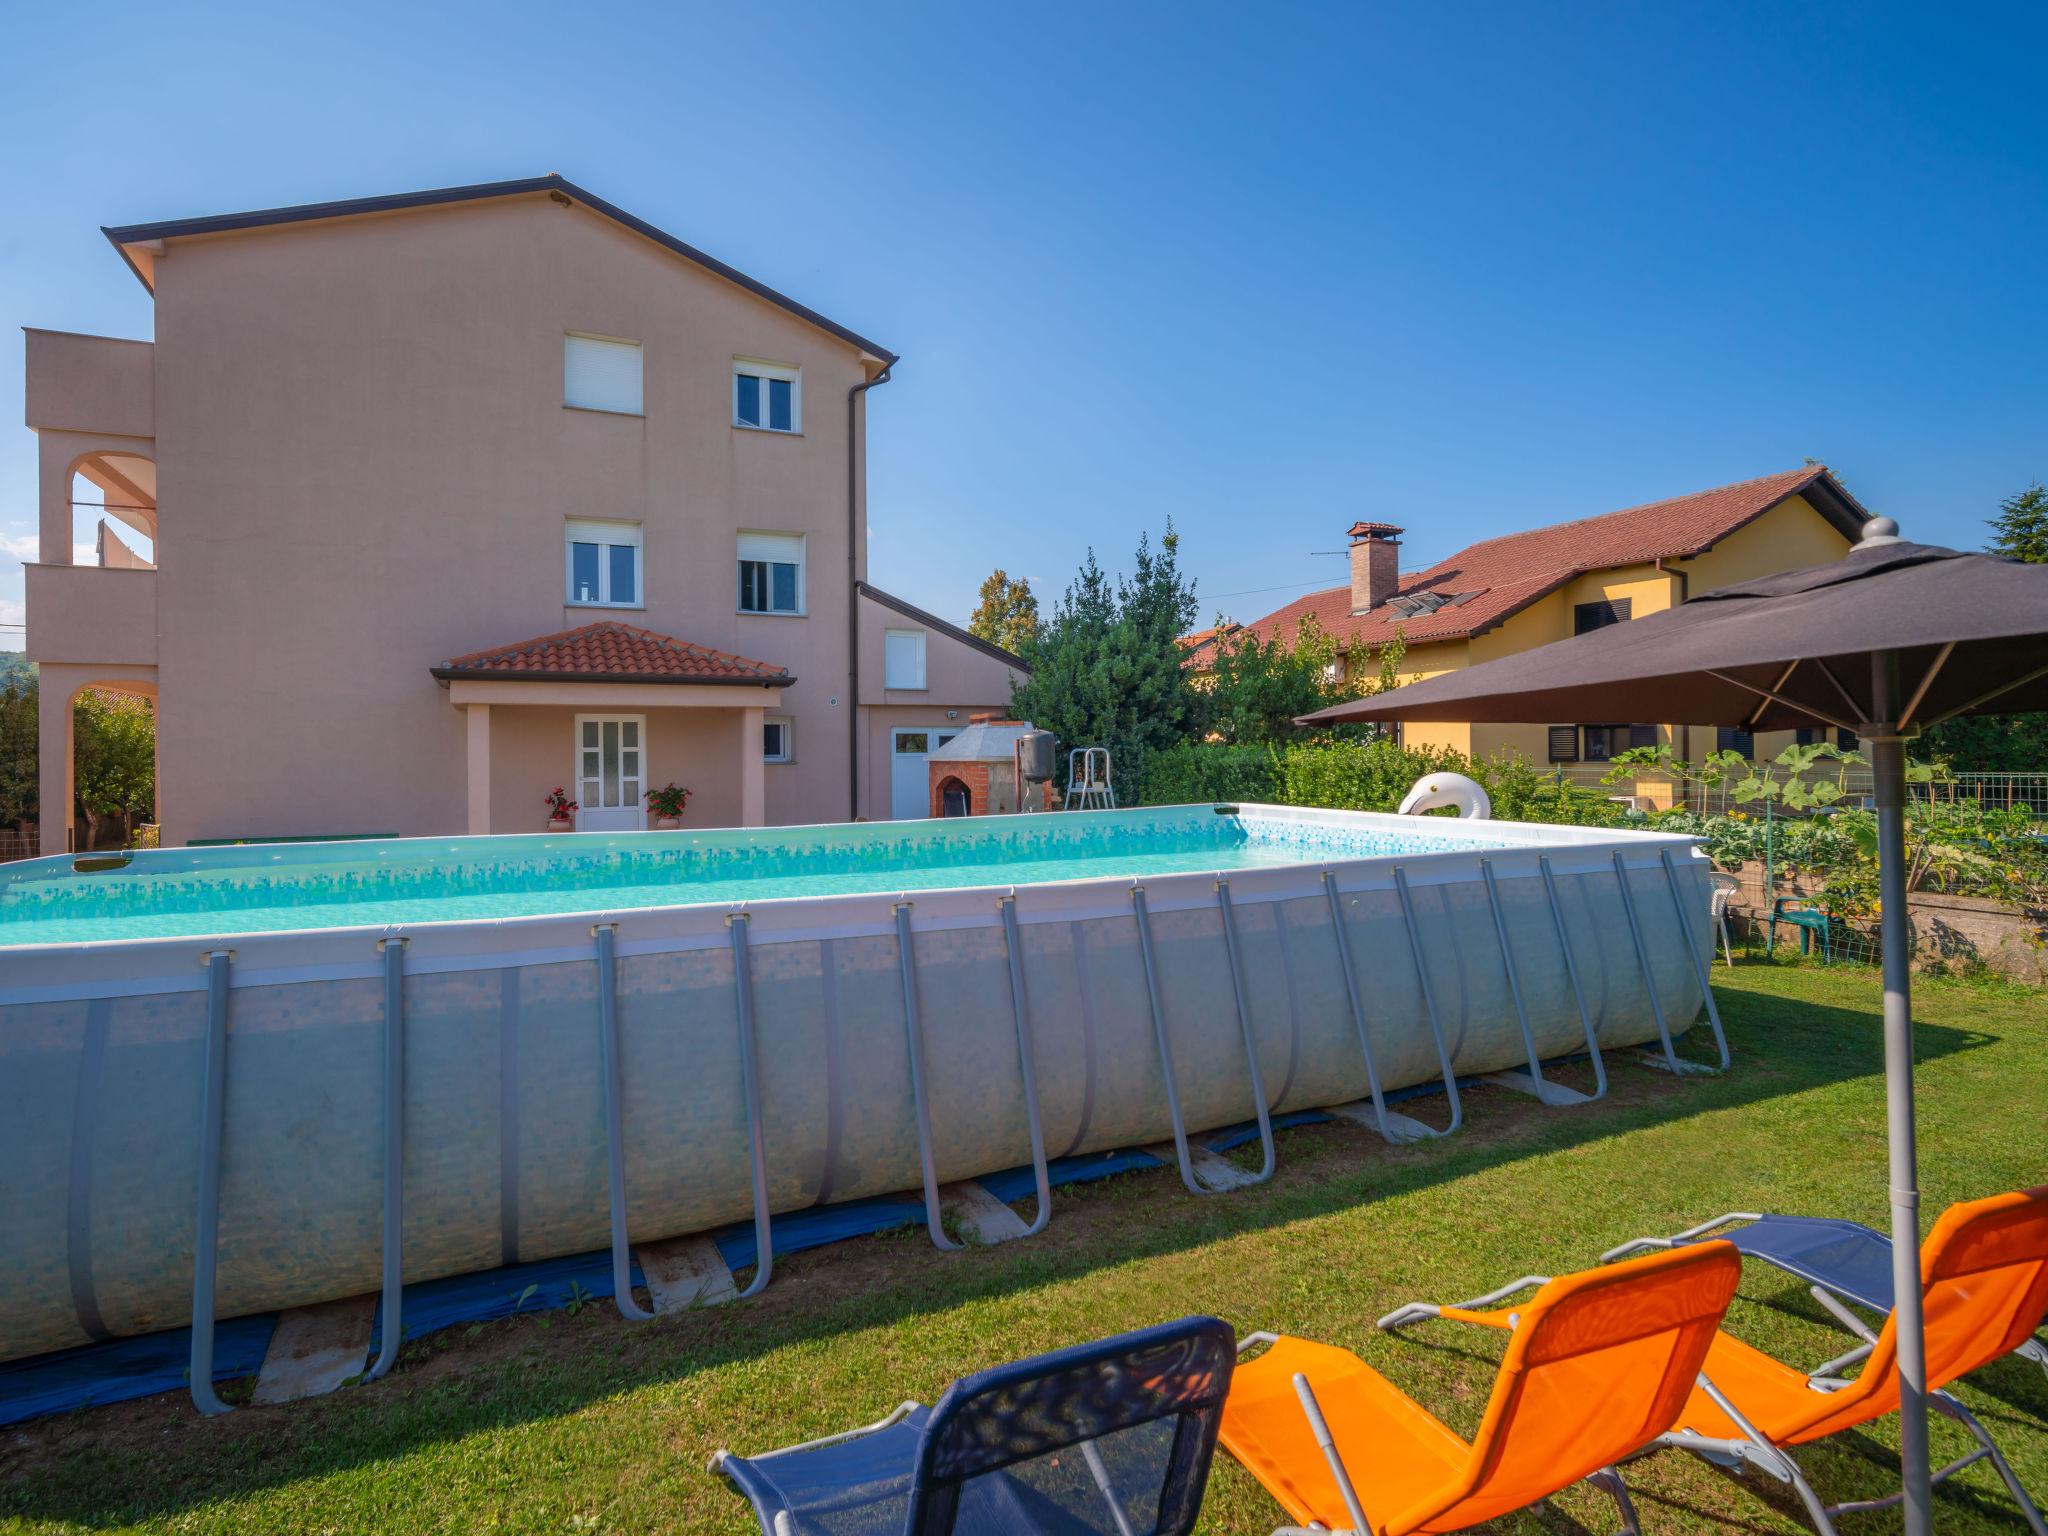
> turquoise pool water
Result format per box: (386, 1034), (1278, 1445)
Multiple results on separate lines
(0, 807), (1502, 947)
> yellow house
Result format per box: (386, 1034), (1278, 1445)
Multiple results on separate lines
(1200, 466), (1870, 800)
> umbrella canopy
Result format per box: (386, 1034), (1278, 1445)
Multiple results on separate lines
(1304, 518), (2048, 1536)
(1299, 527), (2048, 733)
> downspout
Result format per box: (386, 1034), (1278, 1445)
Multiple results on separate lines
(847, 362), (895, 820)
(1656, 557), (1693, 767)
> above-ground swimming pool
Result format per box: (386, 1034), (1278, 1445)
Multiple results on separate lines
(0, 803), (1723, 1372)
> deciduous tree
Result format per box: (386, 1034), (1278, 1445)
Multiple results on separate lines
(967, 569), (1040, 653)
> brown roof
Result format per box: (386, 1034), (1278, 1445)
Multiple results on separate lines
(432, 621), (792, 686)
(1202, 466), (1868, 661)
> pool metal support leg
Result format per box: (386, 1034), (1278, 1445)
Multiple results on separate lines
(894, 904), (963, 1251)
(1131, 885), (1253, 1195)
(725, 914), (775, 1299)
(1612, 851), (1713, 1076)
(594, 924), (655, 1321)
(1478, 861), (1595, 1108)
(189, 949), (234, 1416)
(1214, 880), (1276, 1185)
(363, 937), (408, 1382)
(1538, 856), (1609, 1099)
(1320, 871), (1454, 1144)
(1660, 848), (1733, 1072)
(997, 896), (1053, 1236)
(1391, 868), (1468, 1133)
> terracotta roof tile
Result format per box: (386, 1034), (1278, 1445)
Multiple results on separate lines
(1211, 466), (1865, 658)
(433, 621), (791, 684)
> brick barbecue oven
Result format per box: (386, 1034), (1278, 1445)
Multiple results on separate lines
(928, 715), (1057, 817)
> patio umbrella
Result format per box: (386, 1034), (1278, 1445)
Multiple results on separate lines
(1299, 518), (2048, 1534)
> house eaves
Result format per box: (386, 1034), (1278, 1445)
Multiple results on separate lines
(102, 173), (899, 366)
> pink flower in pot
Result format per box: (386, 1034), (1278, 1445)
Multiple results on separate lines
(544, 787), (578, 831)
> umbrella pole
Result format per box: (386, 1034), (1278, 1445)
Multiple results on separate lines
(1871, 657), (1932, 1536)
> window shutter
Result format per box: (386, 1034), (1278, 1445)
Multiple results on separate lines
(1572, 597), (1633, 635)
(1547, 726), (1579, 763)
(737, 532), (804, 565)
(1716, 727), (1755, 758)
(565, 335), (643, 414)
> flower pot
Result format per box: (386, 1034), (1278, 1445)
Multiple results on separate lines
(547, 817), (573, 833)
(654, 816), (682, 831)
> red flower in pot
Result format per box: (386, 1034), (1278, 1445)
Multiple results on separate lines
(647, 783), (692, 829)
(544, 787), (578, 830)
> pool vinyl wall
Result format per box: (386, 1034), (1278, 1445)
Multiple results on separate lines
(0, 805), (1714, 1364)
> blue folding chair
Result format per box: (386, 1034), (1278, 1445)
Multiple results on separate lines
(709, 1315), (1236, 1535)
(1604, 1211), (2048, 1382)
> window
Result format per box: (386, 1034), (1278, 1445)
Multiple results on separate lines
(737, 532), (805, 614)
(1716, 726), (1755, 758)
(1574, 597), (1633, 635)
(733, 359), (800, 433)
(1547, 726), (1580, 764)
(884, 629), (927, 690)
(1577, 724), (1654, 763)
(564, 334), (643, 415)
(565, 520), (642, 606)
(763, 716), (793, 763)
(1836, 728), (1859, 753)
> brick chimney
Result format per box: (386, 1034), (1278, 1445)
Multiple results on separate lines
(1348, 521), (1403, 613)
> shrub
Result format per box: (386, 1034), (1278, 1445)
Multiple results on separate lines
(1141, 741), (1281, 805)
(1137, 738), (1627, 826)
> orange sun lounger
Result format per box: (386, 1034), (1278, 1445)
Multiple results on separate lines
(1651, 1186), (2048, 1534)
(1220, 1243), (1744, 1534)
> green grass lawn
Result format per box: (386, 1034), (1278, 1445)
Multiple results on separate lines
(4, 959), (2045, 1534)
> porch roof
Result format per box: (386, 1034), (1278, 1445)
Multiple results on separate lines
(431, 621), (793, 687)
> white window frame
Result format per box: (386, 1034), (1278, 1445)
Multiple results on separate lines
(763, 714), (794, 763)
(565, 519), (644, 608)
(736, 530), (806, 616)
(564, 333), (644, 416)
(884, 629), (928, 691)
(572, 713), (647, 829)
(732, 358), (802, 434)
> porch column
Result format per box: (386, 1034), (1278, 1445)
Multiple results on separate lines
(739, 706), (766, 827)
(38, 678), (74, 855)
(465, 703), (492, 836)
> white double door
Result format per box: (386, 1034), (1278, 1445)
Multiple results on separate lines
(890, 726), (959, 820)
(575, 714), (646, 832)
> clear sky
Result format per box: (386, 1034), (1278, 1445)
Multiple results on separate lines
(3, 0), (2044, 650)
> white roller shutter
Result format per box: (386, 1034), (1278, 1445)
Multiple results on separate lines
(564, 334), (643, 414)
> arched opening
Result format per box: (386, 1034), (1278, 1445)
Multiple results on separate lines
(937, 776), (972, 818)
(69, 681), (157, 851)
(68, 453), (156, 569)
(25, 670), (160, 856)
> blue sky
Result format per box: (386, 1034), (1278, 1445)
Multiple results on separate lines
(3, 1), (2044, 650)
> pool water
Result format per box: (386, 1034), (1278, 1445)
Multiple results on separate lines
(0, 806), (1507, 947)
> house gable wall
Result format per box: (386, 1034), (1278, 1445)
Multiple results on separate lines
(144, 193), (874, 840)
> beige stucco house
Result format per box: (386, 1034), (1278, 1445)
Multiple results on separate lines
(25, 175), (1026, 852)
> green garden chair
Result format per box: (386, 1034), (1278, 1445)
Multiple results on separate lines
(1768, 896), (1836, 963)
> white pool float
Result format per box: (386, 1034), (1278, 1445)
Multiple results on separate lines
(1398, 771), (1492, 819)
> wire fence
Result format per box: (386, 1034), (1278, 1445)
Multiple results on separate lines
(0, 830), (40, 864)
(1560, 767), (2048, 818)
